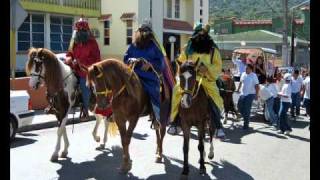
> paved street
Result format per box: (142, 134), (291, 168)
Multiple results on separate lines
(11, 109), (310, 180)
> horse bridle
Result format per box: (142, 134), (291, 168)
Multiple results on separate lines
(30, 56), (45, 81)
(181, 76), (203, 99)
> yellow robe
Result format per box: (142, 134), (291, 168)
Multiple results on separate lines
(170, 48), (224, 121)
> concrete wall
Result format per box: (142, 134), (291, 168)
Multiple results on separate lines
(10, 77), (48, 110)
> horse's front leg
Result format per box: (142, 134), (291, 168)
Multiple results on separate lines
(208, 123), (215, 160)
(155, 121), (165, 163)
(181, 126), (190, 179)
(198, 125), (206, 175)
(51, 123), (63, 162)
(92, 114), (103, 143)
(101, 116), (110, 149)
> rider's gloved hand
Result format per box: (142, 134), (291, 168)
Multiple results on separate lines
(128, 58), (139, 64)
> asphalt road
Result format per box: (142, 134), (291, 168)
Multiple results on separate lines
(10, 109), (310, 180)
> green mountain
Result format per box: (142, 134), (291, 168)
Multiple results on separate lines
(209, 0), (307, 21)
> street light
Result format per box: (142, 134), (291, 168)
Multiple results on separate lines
(169, 36), (176, 62)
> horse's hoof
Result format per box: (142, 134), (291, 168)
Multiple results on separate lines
(155, 155), (163, 163)
(119, 160), (132, 174)
(199, 168), (206, 175)
(50, 154), (59, 162)
(180, 174), (188, 180)
(60, 151), (68, 158)
(95, 144), (105, 151)
(208, 153), (214, 160)
(94, 136), (101, 143)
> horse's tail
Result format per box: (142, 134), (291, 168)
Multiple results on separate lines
(107, 119), (118, 137)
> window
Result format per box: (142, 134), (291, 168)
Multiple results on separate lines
(126, 20), (133, 45)
(174, 0), (180, 18)
(17, 14), (45, 51)
(200, 18), (203, 23)
(104, 20), (110, 45)
(167, 0), (172, 18)
(200, 9), (203, 16)
(50, 16), (73, 52)
(200, 0), (203, 7)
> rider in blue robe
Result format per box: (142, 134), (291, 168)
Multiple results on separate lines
(124, 23), (165, 123)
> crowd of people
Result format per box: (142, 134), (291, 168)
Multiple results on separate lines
(226, 53), (311, 135)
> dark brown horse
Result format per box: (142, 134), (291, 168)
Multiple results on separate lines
(178, 60), (215, 179)
(86, 59), (167, 173)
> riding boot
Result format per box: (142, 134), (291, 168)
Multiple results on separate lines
(167, 116), (182, 135)
(208, 98), (225, 138)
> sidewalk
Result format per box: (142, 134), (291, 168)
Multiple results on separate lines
(17, 108), (96, 133)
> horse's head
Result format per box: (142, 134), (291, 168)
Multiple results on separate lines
(26, 48), (49, 89)
(178, 59), (200, 109)
(87, 63), (110, 109)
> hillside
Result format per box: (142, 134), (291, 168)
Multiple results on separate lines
(209, 0), (307, 21)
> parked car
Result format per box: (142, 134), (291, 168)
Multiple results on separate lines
(10, 90), (35, 142)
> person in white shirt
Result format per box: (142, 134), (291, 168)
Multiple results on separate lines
(232, 53), (247, 82)
(236, 64), (260, 130)
(277, 73), (293, 135)
(290, 69), (304, 118)
(260, 77), (279, 129)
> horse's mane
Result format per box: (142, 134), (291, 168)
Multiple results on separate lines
(26, 47), (63, 93)
(87, 59), (141, 100)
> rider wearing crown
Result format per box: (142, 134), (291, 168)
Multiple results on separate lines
(65, 17), (101, 120)
(170, 23), (226, 138)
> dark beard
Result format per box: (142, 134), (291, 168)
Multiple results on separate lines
(190, 34), (215, 54)
(134, 31), (153, 49)
(75, 30), (90, 43)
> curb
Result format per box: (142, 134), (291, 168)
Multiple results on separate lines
(17, 115), (96, 133)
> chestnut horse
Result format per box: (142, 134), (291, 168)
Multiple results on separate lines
(178, 60), (215, 179)
(86, 59), (167, 173)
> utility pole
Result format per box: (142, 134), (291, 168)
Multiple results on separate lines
(282, 0), (289, 66)
(290, 11), (295, 66)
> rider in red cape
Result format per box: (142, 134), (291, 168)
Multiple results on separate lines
(65, 17), (111, 119)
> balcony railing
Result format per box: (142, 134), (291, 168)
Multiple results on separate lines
(20, 0), (101, 11)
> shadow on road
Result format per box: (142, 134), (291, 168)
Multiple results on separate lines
(206, 160), (254, 180)
(147, 155), (211, 180)
(55, 145), (143, 180)
(10, 137), (37, 149)
(221, 124), (254, 144)
(132, 132), (149, 140)
(289, 119), (309, 129)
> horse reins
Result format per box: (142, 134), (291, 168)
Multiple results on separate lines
(94, 58), (163, 99)
(181, 77), (203, 99)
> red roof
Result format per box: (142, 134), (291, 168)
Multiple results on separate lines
(163, 19), (193, 32)
(120, 13), (135, 20)
(98, 14), (112, 21)
(233, 19), (272, 25)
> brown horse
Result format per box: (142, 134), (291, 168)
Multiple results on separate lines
(178, 60), (215, 179)
(219, 73), (240, 124)
(86, 59), (167, 173)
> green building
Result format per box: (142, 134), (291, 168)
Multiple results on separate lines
(212, 5), (310, 41)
